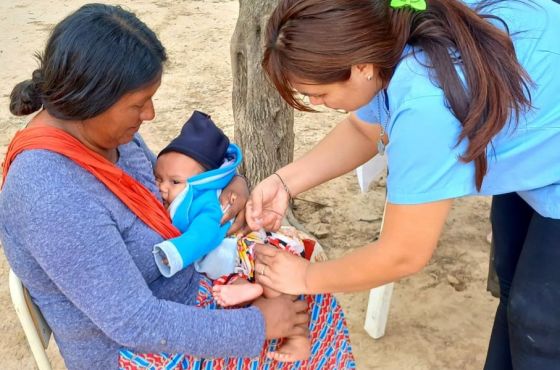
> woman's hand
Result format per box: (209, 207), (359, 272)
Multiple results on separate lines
(220, 175), (250, 235)
(254, 243), (310, 295)
(251, 294), (309, 340)
(246, 174), (290, 231)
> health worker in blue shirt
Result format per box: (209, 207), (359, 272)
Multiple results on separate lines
(246, 0), (560, 369)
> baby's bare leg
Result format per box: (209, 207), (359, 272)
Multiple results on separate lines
(268, 335), (311, 363)
(257, 277), (311, 362)
(212, 279), (263, 307)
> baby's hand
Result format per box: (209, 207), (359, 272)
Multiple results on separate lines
(220, 175), (249, 234)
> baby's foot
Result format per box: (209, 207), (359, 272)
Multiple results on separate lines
(212, 283), (263, 307)
(267, 336), (310, 362)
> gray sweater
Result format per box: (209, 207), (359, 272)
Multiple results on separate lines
(0, 135), (265, 370)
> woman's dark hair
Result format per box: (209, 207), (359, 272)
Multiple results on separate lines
(263, 0), (532, 190)
(10, 3), (167, 120)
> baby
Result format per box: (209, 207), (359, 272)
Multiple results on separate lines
(152, 110), (240, 278)
(153, 110), (310, 362)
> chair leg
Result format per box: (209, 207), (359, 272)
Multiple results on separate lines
(363, 196), (393, 339)
(364, 283), (394, 339)
(9, 270), (53, 370)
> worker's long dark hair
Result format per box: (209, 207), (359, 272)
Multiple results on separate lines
(263, 0), (532, 190)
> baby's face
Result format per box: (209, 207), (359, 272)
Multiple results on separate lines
(155, 152), (205, 208)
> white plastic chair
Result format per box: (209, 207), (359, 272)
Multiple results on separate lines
(363, 200), (394, 339)
(357, 155), (394, 339)
(9, 269), (53, 370)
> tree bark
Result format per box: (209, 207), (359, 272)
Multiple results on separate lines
(231, 0), (294, 188)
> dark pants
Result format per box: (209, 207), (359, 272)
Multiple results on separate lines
(484, 193), (560, 370)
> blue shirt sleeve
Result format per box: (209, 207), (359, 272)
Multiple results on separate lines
(385, 95), (477, 204)
(354, 0), (560, 217)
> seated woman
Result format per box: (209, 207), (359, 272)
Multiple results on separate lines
(0, 4), (355, 370)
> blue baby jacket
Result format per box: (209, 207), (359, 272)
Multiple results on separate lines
(153, 144), (242, 277)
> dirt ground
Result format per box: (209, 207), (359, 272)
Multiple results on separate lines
(0, 1), (497, 369)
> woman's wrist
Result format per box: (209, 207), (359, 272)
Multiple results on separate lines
(273, 171), (293, 201)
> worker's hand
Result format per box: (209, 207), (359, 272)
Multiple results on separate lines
(245, 174), (290, 231)
(254, 243), (310, 295)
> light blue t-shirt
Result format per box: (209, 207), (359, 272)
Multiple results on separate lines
(356, 0), (560, 218)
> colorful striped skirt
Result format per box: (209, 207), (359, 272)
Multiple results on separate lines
(119, 276), (356, 370)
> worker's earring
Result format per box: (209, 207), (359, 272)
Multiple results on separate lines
(367, 75), (373, 81)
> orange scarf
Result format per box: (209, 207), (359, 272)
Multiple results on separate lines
(2, 126), (180, 239)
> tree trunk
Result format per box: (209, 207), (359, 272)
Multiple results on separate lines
(231, 0), (294, 188)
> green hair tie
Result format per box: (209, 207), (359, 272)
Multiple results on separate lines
(390, 0), (427, 11)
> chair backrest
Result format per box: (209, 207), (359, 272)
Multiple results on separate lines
(9, 269), (53, 370)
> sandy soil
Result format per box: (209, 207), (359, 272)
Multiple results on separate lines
(0, 1), (497, 369)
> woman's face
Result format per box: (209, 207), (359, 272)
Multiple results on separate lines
(291, 64), (382, 112)
(81, 77), (162, 150)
